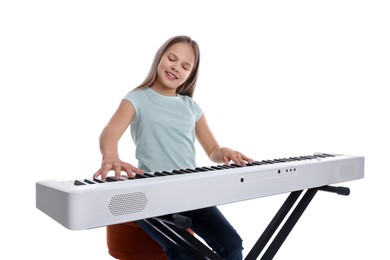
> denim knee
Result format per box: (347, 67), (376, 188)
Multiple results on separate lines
(165, 244), (196, 260)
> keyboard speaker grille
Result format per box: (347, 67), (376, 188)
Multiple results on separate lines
(108, 192), (148, 216)
(93, 189), (158, 222)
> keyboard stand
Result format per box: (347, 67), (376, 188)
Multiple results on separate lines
(144, 185), (350, 260)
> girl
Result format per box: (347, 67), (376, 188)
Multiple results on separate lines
(94, 35), (253, 260)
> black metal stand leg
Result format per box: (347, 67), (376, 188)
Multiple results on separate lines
(144, 217), (222, 260)
(245, 190), (303, 260)
(260, 188), (319, 260)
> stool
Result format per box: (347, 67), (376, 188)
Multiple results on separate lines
(107, 222), (168, 260)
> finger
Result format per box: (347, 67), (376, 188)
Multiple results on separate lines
(233, 152), (251, 166)
(93, 169), (102, 179)
(236, 153), (253, 165)
(101, 163), (115, 179)
(93, 164), (110, 180)
(129, 165), (144, 174)
(100, 166), (111, 180)
(242, 154), (254, 164)
(231, 153), (246, 166)
(222, 155), (230, 165)
(123, 167), (134, 178)
(238, 154), (247, 166)
(231, 155), (243, 166)
(124, 163), (144, 175)
(119, 174), (129, 180)
(114, 163), (122, 179)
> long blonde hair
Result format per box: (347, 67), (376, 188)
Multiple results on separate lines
(134, 35), (200, 98)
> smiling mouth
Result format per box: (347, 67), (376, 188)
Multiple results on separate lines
(166, 71), (178, 80)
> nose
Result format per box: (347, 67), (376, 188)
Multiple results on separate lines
(171, 63), (179, 73)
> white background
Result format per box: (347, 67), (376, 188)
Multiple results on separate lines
(1, 0), (389, 259)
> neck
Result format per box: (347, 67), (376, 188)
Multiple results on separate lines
(150, 84), (177, 96)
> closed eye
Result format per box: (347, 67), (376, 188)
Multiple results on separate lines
(167, 53), (176, 61)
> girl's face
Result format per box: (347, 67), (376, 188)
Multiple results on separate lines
(154, 42), (195, 96)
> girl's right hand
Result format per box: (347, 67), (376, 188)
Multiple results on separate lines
(93, 159), (145, 180)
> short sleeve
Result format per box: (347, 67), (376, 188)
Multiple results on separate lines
(192, 99), (203, 122)
(179, 95), (203, 122)
(123, 90), (144, 121)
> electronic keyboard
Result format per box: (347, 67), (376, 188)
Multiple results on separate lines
(35, 153), (364, 230)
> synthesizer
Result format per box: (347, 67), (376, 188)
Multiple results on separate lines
(36, 153), (364, 230)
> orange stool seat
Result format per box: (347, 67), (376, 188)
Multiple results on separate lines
(107, 222), (167, 260)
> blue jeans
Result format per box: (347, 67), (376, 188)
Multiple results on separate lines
(137, 206), (243, 260)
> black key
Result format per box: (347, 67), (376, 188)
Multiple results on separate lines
(245, 163), (256, 167)
(288, 157), (303, 161)
(280, 158), (296, 162)
(262, 160), (277, 164)
(154, 172), (169, 177)
(84, 179), (96, 184)
(134, 174), (148, 179)
(315, 153), (334, 158)
(179, 169), (192, 173)
(185, 168), (198, 173)
(320, 153), (335, 158)
(300, 155), (316, 160)
(252, 161), (268, 165)
(93, 178), (105, 183)
(231, 164), (244, 167)
(106, 177), (120, 182)
(143, 173), (156, 177)
(215, 165), (230, 169)
(172, 170), (187, 174)
(74, 180), (86, 186)
(272, 159), (288, 163)
(162, 171), (175, 175)
(195, 167), (208, 172)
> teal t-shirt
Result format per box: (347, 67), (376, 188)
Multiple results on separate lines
(124, 87), (203, 172)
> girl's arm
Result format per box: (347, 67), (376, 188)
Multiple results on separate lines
(93, 100), (144, 180)
(195, 115), (253, 166)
